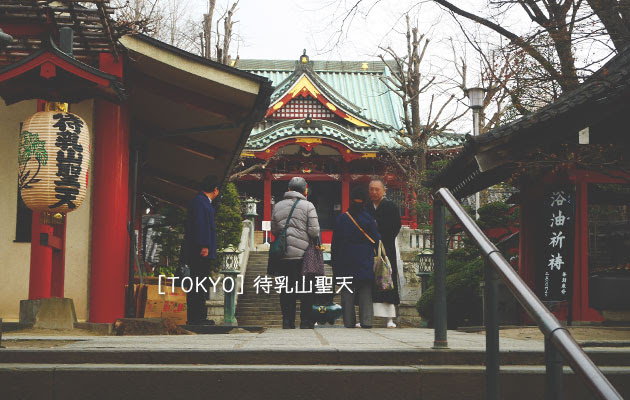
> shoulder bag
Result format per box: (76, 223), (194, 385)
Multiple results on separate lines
(345, 212), (394, 291)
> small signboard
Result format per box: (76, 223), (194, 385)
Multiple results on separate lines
(537, 186), (576, 303)
(262, 221), (271, 231)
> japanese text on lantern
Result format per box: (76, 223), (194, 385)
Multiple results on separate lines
(52, 113), (83, 210)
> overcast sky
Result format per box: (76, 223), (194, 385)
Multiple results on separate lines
(168, 0), (612, 133)
(180, 0), (470, 61)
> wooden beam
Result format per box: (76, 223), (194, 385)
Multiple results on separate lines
(142, 192), (186, 209)
(142, 169), (200, 193)
(160, 136), (222, 160)
(129, 70), (248, 120)
(133, 122), (224, 160)
(40, 233), (63, 251)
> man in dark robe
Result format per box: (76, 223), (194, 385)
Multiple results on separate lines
(367, 179), (402, 327)
(182, 175), (219, 325)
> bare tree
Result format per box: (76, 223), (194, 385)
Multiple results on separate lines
(431, 0), (621, 94)
(112, 0), (165, 35)
(378, 15), (467, 211)
(586, 0), (630, 50)
(325, 0), (620, 102)
(203, 0), (216, 59)
(229, 155), (276, 182)
(453, 28), (554, 127)
(214, 1), (239, 64)
(114, 0), (240, 64)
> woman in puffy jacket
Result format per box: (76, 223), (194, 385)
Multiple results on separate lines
(331, 187), (380, 328)
(271, 176), (320, 329)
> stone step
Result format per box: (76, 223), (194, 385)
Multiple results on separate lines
(236, 297), (282, 302)
(239, 251), (341, 327)
(3, 347), (629, 366)
(2, 363), (629, 400)
(235, 305), (287, 310)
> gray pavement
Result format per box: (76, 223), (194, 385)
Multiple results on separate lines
(4, 327), (549, 351)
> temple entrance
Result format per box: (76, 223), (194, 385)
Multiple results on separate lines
(271, 180), (340, 230)
(308, 181), (341, 230)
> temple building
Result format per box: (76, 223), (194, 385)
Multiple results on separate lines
(430, 46), (630, 323)
(0, 2), (272, 322)
(235, 52), (464, 241)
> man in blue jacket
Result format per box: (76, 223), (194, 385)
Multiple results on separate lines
(183, 175), (219, 325)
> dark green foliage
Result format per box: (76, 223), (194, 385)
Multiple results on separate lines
(416, 200), (518, 328)
(151, 183), (244, 275)
(153, 205), (186, 276)
(212, 182), (243, 270)
(416, 159), (452, 226)
(417, 250), (484, 328)
(477, 202), (520, 230)
(416, 201), (432, 228)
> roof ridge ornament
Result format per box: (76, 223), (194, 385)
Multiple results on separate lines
(297, 49), (312, 71)
(294, 115), (323, 129)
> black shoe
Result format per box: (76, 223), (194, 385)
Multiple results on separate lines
(361, 325), (372, 329)
(187, 319), (215, 326)
(300, 320), (315, 329)
(282, 318), (295, 329)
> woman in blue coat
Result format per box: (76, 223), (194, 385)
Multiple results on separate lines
(331, 187), (380, 328)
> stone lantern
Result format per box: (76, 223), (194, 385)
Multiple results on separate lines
(220, 245), (242, 326)
(415, 248), (435, 294)
(243, 197), (259, 247)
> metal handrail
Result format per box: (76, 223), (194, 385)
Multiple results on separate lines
(434, 187), (622, 400)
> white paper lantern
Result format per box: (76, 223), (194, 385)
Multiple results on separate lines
(18, 111), (90, 213)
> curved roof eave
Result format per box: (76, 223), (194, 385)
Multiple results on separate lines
(245, 119), (377, 152)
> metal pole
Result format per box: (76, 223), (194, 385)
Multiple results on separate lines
(433, 199), (448, 348)
(420, 275), (428, 296)
(125, 147), (139, 318)
(436, 187), (623, 400)
(485, 260), (500, 400)
(473, 109), (481, 219)
(545, 336), (564, 400)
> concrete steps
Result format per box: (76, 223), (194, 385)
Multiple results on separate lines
(237, 252), (298, 327)
(1, 348), (629, 399)
(237, 253), (389, 328)
(1, 348), (629, 366)
(3, 363), (630, 400)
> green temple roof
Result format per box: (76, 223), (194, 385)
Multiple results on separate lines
(247, 119), (465, 151)
(237, 57), (465, 152)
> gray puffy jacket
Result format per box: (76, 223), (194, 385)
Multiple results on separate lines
(271, 191), (320, 259)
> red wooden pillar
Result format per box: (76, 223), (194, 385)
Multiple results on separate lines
(89, 53), (130, 323)
(341, 171), (350, 213)
(50, 220), (67, 297)
(28, 214), (53, 299)
(28, 100), (63, 300)
(263, 170), (272, 222)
